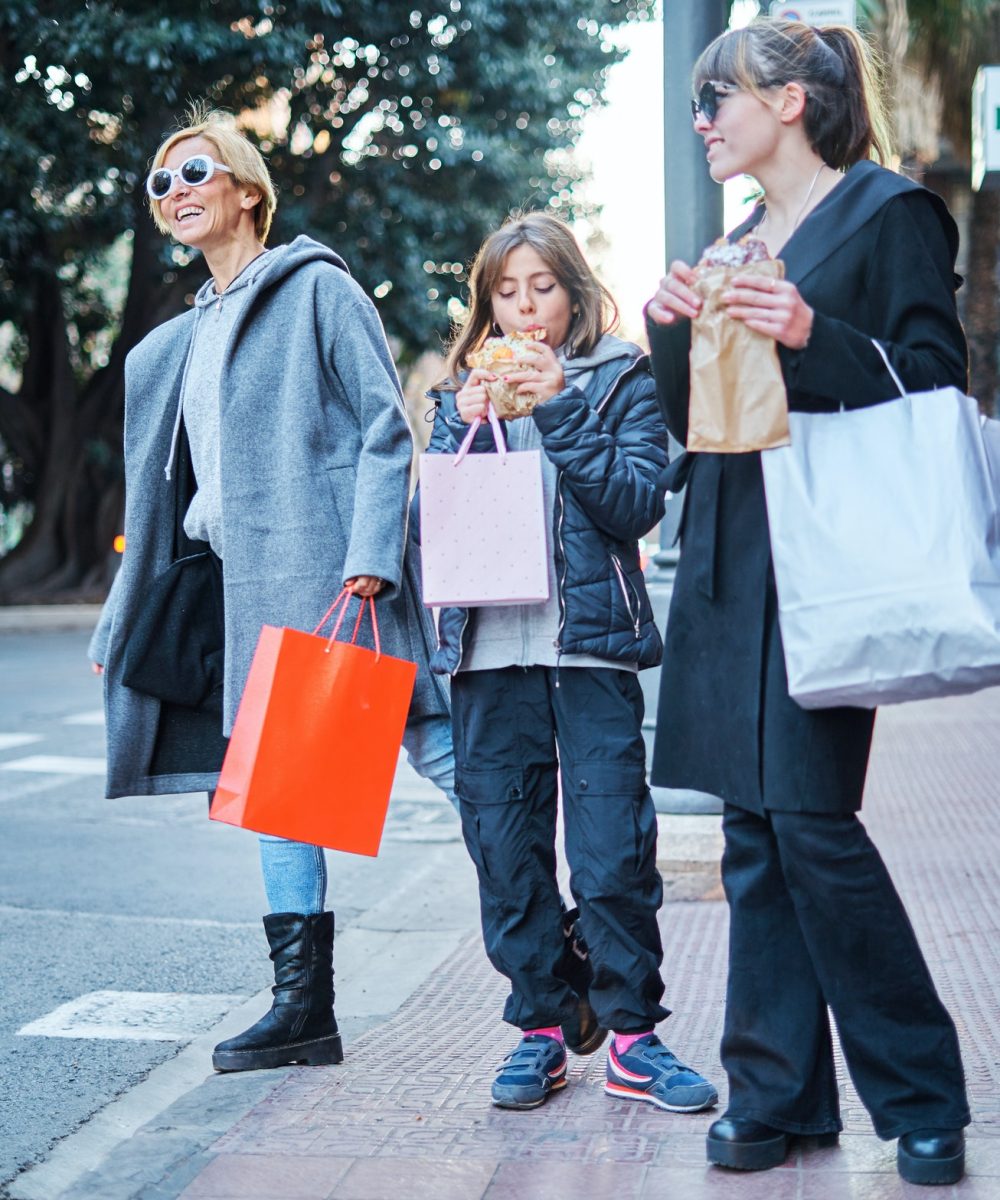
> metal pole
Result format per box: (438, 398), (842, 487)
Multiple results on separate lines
(643, 1), (729, 816)
(663, 0), (729, 266)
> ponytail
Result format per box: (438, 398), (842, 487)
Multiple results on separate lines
(813, 25), (892, 169)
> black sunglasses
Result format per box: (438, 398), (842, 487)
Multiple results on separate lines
(690, 80), (735, 123)
(691, 78), (791, 123)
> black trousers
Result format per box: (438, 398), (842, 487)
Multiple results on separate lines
(450, 666), (669, 1033)
(721, 804), (970, 1139)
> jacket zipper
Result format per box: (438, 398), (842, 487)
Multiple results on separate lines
(595, 359), (641, 416)
(552, 357), (645, 667)
(449, 608), (472, 675)
(610, 552), (641, 639)
(553, 472), (569, 684)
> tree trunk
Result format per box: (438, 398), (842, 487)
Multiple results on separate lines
(0, 211), (190, 600)
(0, 264), (80, 598)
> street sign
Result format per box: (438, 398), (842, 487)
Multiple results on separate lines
(769, 1), (857, 25)
(972, 66), (1000, 192)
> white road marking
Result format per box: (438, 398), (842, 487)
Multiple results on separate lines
(0, 775), (102, 804)
(62, 709), (105, 726)
(17, 990), (247, 1041)
(0, 904), (258, 930)
(7, 841), (478, 1200)
(0, 755), (106, 775)
(0, 903), (258, 929)
(0, 733), (44, 751)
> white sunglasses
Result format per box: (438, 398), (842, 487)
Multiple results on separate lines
(146, 154), (233, 200)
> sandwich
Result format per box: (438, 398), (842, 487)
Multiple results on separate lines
(468, 328), (547, 418)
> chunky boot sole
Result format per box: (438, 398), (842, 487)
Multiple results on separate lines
(707, 1129), (789, 1171)
(897, 1143), (965, 1186)
(561, 992), (607, 1056)
(213, 1031), (344, 1073)
(707, 1130), (838, 1171)
(567, 1023), (608, 1056)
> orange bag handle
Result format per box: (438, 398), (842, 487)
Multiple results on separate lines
(312, 588), (382, 660)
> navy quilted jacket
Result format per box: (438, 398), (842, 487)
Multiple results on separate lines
(417, 351), (669, 674)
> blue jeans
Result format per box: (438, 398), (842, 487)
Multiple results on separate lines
(258, 712), (456, 914)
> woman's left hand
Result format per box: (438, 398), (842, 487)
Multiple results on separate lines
(723, 274), (814, 350)
(344, 575), (385, 598)
(500, 342), (566, 407)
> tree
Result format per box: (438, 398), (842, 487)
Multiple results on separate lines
(860, 0), (1000, 413)
(0, 0), (652, 599)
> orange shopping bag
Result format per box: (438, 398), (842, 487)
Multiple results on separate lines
(210, 591), (416, 856)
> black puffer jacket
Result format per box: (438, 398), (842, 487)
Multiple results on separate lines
(417, 352), (669, 674)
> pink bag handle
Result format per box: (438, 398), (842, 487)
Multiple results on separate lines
(453, 402), (506, 466)
(312, 588), (381, 660)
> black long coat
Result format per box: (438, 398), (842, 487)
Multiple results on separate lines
(649, 161), (967, 815)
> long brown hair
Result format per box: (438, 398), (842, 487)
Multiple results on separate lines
(444, 211), (618, 385)
(694, 19), (893, 171)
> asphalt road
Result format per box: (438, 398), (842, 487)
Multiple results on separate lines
(0, 626), (467, 1194)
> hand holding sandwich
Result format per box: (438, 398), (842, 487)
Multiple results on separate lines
(457, 329), (565, 423)
(648, 244), (812, 351)
(498, 340), (565, 407)
(456, 368), (497, 425)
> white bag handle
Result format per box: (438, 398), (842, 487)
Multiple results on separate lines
(869, 338), (908, 399)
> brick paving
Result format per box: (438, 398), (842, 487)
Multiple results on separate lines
(180, 690), (1000, 1199)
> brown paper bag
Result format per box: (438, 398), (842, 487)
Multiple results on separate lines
(687, 258), (790, 453)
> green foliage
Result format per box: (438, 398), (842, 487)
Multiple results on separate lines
(0, 1), (654, 363)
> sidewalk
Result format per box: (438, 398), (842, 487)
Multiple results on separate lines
(17, 688), (1000, 1199)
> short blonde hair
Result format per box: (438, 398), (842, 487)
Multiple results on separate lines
(148, 106), (277, 242)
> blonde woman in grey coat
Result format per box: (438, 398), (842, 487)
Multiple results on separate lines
(90, 108), (454, 1071)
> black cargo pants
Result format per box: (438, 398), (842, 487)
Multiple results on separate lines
(450, 665), (670, 1033)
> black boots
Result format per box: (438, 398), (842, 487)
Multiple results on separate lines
(557, 906), (608, 1056)
(708, 1117), (965, 1185)
(212, 911), (344, 1072)
(707, 1117), (839, 1171)
(897, 1129), (965, 1185)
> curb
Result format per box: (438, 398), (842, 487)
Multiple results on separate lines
(655, 812), (724, 901)
(0, 606), (102, 634)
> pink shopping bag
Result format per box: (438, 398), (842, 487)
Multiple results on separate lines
(419, 404), (549, 606)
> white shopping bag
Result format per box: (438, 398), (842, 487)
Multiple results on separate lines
(761, 341), (1000, 709)
(419, 404), (549, 607)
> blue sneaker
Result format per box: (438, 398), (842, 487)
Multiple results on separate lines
(605, 1034), (718, 1112)
(492, 1034), (568, 1109)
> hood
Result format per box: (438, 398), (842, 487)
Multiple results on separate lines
(192, 235), (351, 308)
(562, 333), (641, 384)
(164, 235), (352, 482)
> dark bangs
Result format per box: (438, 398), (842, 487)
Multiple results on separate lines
(693, 28), (758, 93)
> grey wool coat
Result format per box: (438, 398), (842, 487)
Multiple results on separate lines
(91, 235), (448, 799)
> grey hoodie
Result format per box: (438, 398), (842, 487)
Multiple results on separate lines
(181, 248), (277, 556)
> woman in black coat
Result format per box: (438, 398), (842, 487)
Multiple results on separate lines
(646, 20), (969, 1185)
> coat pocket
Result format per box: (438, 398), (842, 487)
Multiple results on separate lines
(566, 761), (655, 882)
(454, 765), (528, 886)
